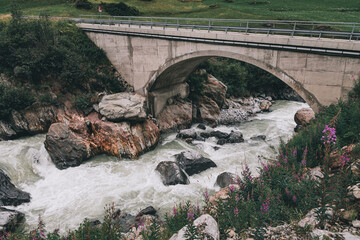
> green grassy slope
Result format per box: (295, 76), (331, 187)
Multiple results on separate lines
(0, 0), (359, 22)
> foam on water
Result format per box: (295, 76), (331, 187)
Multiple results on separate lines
(0, 100), (308, 233)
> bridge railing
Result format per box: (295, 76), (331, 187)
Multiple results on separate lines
(76, 15), (360, 41)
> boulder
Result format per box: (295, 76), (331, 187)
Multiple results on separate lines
(0, 170), (31, 206)
(45, 113), (160, 169)
(215, 172), (239, 188)
(137, 206), (157, 217)
(157, 99), (192, 133)
(259, 100), (271, 111)
(194, 96), (220, 127)
(203, 74), (227, 108)
(0, 207), (24, 232)
(294, 108), (315, 126)
(175, 151), (217, 176)
(177, 129), (197, 139)
(210, 131), (229, 139)
(44, 123), (92, 169)
(155, 161), (189, 186)
(98, 93), (147, 121)
(250, 135), (266, 141)
(227, 131), (244, 143)
(197, 124), (206, 130)
(200, 132), (211, 139)
(170, 214), (220, 240)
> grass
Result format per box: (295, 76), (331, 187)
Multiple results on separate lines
(0, 0), (359, 22)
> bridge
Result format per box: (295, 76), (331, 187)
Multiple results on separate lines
(76, 16), (360, 116)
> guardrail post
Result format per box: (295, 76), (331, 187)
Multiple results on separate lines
(291, 22), (296, 38)
(208, 19), (211, 32)
(128, 17), (131, 27)
(349, 24), (355, 41)
(245, 21), (249, 35)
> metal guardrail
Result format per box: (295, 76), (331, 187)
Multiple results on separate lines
(77, 15), (360, 41)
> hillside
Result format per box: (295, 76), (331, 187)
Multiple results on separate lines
(0, 0), (359, 22)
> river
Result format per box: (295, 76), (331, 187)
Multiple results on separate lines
(0, 100), (308, 233)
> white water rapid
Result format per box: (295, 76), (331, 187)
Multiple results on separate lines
(0, 100), (308, 233)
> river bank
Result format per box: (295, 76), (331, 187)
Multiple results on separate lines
(0, 100), (308, 233)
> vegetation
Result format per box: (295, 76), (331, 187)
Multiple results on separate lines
(0, 8), (126, 116)
(99, 2), (140, 16)
(187, 57), (290, 98)
(0, 0), (359, 22)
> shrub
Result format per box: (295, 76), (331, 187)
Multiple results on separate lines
(75, 0), (93, 10)
(0, 84), (35, 119)
(73, 93), (93, 111)
(100, 2), (140, 16)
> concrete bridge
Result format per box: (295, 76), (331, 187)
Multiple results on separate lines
(77, 18), (360, 116)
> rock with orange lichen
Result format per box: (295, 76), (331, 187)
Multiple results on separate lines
(45, 113), (160, 169)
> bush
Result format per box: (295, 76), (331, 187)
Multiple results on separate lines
(75, 0), (93, 10)
(0, 84), (35, 119)
(73, 93), (93, 110)
(100, 2), (140, 16)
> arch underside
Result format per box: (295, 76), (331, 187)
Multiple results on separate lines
(147, 50), (321, 116)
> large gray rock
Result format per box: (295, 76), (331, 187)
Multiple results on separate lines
(175, 151), (217, 176)
(44, 123), (92, 169)
(215, 172), (239, 188)
(155, 161), (189, 186)
(0, 207), (24, 232)
(177, 129), (197, 139)
(0, 170), (30, 206)
(99, 93), (147, 121)
(170, 214), (220, 240)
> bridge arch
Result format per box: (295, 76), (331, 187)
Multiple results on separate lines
(146, 50), (321, 116)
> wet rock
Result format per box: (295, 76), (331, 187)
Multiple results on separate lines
(200, 132), (211, 139)
(0, 170), (31, 206)
(197, 124), (206, 130)
(98, 92), (147, 121)
(44, 123), (92, 169)
(213, 146), (220, 151)
(0, 207), (24, 232)
(215, 172), (239, 188)
(250, 135), (266, 141)
(228, 131), (244, 143)
(45, 113), (160, 169)
(155, 161), (189, 186)
(157, 99), (192, 133)
(294, 108), (315, 126)
(177, 129), (197, 139)
(175, 151), (216, 176)
(137, 206), (157, 217)
(170, 214), (220, 240)
(217, 139), (227, 145)
(210, 131), (229, 139)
